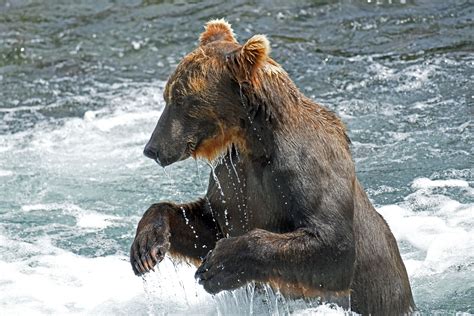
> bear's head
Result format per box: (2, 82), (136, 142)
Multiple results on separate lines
(144, 19), (294, 166)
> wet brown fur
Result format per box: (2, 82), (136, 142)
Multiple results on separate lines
(268, 277), (351, 299)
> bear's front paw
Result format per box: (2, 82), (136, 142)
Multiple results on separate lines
(130, 222), (170, 276)
(195, 237), (254, 294)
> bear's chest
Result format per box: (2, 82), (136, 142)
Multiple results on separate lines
(205, 157), (298, 237)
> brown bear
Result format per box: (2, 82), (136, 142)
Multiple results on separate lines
(130, 19), (415, 315)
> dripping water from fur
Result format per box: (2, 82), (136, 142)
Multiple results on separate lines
(223, 146), (249, 231)
(172, 260), (191, 308)
(161, 166), (200, 247)
(208, 160), (225, 199)
(180, 206), (199, 249)
(239, 86), (291, 212)
(206, 157), (231, 233)
(228, 145), (241, 183)
(141, 277), (155, 316)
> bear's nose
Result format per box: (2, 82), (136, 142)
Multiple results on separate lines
(143, 146), (161, 165)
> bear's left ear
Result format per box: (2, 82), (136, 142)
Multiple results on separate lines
(228, 34), (270, 83)
(199, 19), (237, 46)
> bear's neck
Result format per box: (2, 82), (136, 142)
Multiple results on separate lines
(238, 112), (278, 162)
(237, 72), (350, 159)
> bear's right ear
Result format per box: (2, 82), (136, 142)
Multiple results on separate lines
(199, 19), (237, 46)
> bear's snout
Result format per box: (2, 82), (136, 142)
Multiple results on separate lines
(143, 140), (185, 167)
(143, 145), (161, 165)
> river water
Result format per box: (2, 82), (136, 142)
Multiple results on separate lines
(0, 0), (473, 314)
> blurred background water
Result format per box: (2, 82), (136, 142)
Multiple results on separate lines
(0, 0), (473, 314)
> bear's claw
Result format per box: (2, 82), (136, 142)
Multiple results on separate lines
(195, 238), (250, 294)
(130, 223), (170, 275)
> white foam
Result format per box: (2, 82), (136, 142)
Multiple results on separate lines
(343, 57), (438, 93)
(90, 110), (162, 132)
(397, 64), (436, 92)
(0, 169), (13, 177)
(377, 178), (474, 279)
(21, 203), (119, 229)
(0, 236), (264, 315)
(21, 203), (83, 212)
(0, 235), (145, 315)
(0, 82), (166, 195)
(83, 110), (97, 121)
(293, 304), (347, 315)
(0, 230), (356, 315)
(412, 177), (469, 189)
(76, 213), (114, 229)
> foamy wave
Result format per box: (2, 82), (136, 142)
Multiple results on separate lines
(293, 305), (347, 315)
(0, 81), (166, 186)
(21, 203), (119, 229)
(84, 110), (162, 132)
(377, 177), (474, 279)
(0, 235), (145, 315)
(0, 169), (13, 177)
(412, 177), (469, 189)
(0, 231), (355, 315)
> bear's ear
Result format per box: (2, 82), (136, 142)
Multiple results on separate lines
(228, 34), (270, 83)
(199, 19), (237, 46)
(239, 34), (270, 72)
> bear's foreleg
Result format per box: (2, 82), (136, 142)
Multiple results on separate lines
(130, 199), (222, 275)
(195, 227), (355, 297)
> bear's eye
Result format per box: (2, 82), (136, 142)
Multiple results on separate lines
(170, 93), (184, 107)
(181, 95), (200, 108)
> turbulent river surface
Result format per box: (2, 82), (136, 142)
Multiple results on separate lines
(0, 0), (473, 314)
